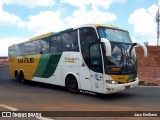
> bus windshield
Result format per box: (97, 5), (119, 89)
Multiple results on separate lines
(106, 43), (137, 74)
(98, 27), (132, 43)
(98, 27), (137, 74)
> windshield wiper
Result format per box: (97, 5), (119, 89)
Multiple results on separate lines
(120, 46), (128, 73)
(128, 43), (137, 72)
(122, 44), (136, 73)
(129, 43), (136, 55)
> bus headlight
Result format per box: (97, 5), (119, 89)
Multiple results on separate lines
(106, 80), (118, 84)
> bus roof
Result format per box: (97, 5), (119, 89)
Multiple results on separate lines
(29, 32), (54, 41)
(9, 24), (128, 47)
(29, 24), (127, 41)
(29, 28), (73, 41)
(80, 24), (128, 32)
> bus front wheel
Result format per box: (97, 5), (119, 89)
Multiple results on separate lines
(65, 75), (79, 94)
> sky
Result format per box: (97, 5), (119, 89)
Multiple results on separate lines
(0, 0), (159, 56)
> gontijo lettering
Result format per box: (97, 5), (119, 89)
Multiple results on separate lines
(18, 57), (34, 63)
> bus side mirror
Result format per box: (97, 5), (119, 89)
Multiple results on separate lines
(135, 42), (148, 57)
(100, 38), (111, 56)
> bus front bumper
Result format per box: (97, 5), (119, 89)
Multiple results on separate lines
(103, 79), (139, 94)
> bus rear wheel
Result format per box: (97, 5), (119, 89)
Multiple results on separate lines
(66, 75), (79, 94)
(15, 71), (19, 80)
(19, 72), (26, 84)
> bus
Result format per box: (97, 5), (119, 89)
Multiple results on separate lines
(8, 24), (147, 94)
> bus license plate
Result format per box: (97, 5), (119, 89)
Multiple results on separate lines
(125, 86), (130, 89)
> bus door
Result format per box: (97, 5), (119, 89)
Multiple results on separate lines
(79, 27), (104, 92)
(89, 43), (104, 93)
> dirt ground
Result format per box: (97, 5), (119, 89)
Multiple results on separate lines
(139, 77), (160, 86)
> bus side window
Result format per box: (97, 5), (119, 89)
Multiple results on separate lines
(62, 33), (71, 51)
(39, 40), (43, 54)
(32, 40), (39, 54)
(34, 40), (41, 54)
(14, 45), (20, 56)
(61, 30), (79, 52)
(8, 46), (15, 57)
(90, 44), (102, 73)
(19, 43), (26, 56)
(80, 27), (98, 68)
(25, 42), (29, 55)
(56, 35), (62, 52)
(28, 42), (34, 55)
(70, 30), (79, 51)
(39, 39), (49, 54)
(51, 36), (58, 52)
(50, 35), (62, 53)
(43, 38), (50, 54)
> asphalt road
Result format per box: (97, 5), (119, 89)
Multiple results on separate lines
(0, 65), (160, 119)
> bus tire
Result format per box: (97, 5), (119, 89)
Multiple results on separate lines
(19, 71), (26, 84)
(65, 75), (79, 94)
(15, 70), (19, 80)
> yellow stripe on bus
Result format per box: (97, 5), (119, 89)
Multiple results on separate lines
(110, 75), (129, 83)
(8, 54), (41, 80)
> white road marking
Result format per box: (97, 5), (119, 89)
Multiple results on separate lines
(0, 104), (18, 111)
(36, 117), (54, 120)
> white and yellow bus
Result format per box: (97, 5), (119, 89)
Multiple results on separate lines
(8, 24), (147, 94)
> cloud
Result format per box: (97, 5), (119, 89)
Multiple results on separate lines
(22, 11), (66, 35)
(128, 4), (157, 38)
(64, 7), (117, 28)
(0, 1), (22, 26)
(61, 0), (127, 29)
(62, 0), (126, 9)
(0, 0), (57, 32)
(131, 36), (157, 46)
(19, 6), (117, 35)
(0, 0), (119, 36)
(0, 1), (65, 35)
(0, 0), (120, 56)
(3, 0), (54, 8)
(0, 37), (27, 56)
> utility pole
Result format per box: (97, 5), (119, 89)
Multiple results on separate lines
(156, 6), (160, 46)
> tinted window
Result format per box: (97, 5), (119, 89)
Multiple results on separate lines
(80, 27), (98, 68)
(18, 43), (27, 56)
(32, 40), (40, 54)
(50, 36), (62, 52)
(90, 44), (102, 73)
(98, 27), (132, 43)
(28, 42), (35, 55)
(56, 35), (62, 52)
(62, 30), (79, 51)
(71, 30), (79, 51)
(8, 46), (15, 57)
(39, 38), (50, 54)
(14, 45), (20, 56)
(24, 43), (29, 55)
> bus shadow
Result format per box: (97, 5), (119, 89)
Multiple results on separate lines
(14, 79), (68, 92)
(80, 91), (135, 100)
(96, 92), (135, 100)
(13, 79), (136, 100)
